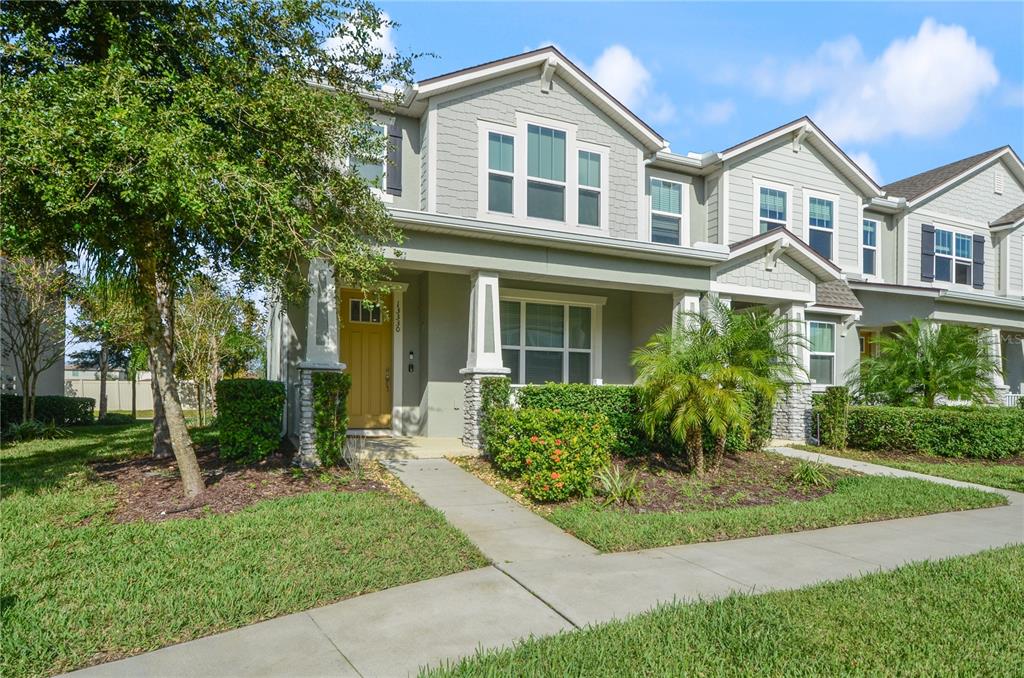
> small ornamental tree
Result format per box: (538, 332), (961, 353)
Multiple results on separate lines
(2, 1), (411, 497)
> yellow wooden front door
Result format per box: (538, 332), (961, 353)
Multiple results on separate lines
(339, 289), (392, 429)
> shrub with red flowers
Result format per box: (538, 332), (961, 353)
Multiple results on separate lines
(484, 407), (614, 501)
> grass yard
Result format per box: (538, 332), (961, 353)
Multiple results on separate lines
(454, 452), (1005, 552)
(424, 545), (1024, 678)
(796, 444), (1024, 493)
(1, 424), (487, 678)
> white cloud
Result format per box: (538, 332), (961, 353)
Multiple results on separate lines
(699, 99), (736, 125)
(751, 19), (999, 144)
(590, 45), (652, 111)
(849, 151), (882, 184)
(324, 11), (395, 58)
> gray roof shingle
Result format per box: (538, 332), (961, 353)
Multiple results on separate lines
(815, 280), (862, 310)
(881, 147), (1007, 201)
(992, 202), (1024, 227)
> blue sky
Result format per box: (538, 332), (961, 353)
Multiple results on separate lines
(379, 1), (1024, 186)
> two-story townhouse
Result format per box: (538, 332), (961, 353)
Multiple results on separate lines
(265, 47), (1024, 463)
(851, 146), (1024, 399)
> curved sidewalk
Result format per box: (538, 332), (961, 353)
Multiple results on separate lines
(67, 450), (1023, 678)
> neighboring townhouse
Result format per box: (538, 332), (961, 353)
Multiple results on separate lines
(266, 47), (1024, 462)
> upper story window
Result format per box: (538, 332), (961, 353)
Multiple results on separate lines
(954, 233), (973, 285)
(351, 123), (387, 187)
(807, 195), (835, 260)
(526, 124), (567, 221)
(808, 320), (835, 386)
(759, 187), (788, 232)
(487, 132), (515, 214)
(578, 150), (602, 228)
(650, 178), (683, 245)
(933, 227), (973, 285)
(862, 219), (879, 277)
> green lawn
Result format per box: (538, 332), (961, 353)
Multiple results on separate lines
(797, 444), (1024, 493)
(425, 545), (1024, 678)
(1, 424), (487, 678)
(547, 475), (1003, 552)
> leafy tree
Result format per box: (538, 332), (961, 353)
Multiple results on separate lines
(848, 319), (999, 408)
(631, 301), (803, 476)
(3, 1), (409, 497)
(0, 257), (70, 422)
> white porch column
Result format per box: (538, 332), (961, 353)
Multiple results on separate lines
(297, 259), (346, 467)
(672, 291), (701, 330)
(772, 302), (812, 442)
(460, 271), (509, 448)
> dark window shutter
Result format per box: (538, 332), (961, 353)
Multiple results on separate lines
(972, 234), (985, 289)
(920, 223), (935, 282)
(386, 124), (402, 196)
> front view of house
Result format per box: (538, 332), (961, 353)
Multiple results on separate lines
(265, 47), (1024, 461)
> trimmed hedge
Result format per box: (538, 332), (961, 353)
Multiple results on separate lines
(485, 407), (614, 501)
(817, 386), (850, 450)
(312, 371), (352, 467)
(1, 394), (94, 428)
(848, 405), (1024, 460)
(215, 379), (285, 463)
(516, 383), (643, 456)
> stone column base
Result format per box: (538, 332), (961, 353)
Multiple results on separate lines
(772, 383), (813, 442)
(296, 362), (346, 467)
(460, 367), (510, 449)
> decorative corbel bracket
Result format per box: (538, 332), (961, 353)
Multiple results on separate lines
(765, 240), (788, 271)
(540, 58), (556, 93)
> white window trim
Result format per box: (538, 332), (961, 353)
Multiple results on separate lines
(931, 224), (975, 289)
(349, 115), (394, 204)
(752, 178), (791, 235)
(648, 175), (688, 247)
(498, 289), (604, 386)
(807, 320), (836, 389)
(475, 114), (611, 236)
(803, 190), (839, 261)
(860, 218), (881, 281)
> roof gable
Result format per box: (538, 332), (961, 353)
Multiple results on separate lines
(882, 146), (1024, 206)
(727, 227), (843, 282)
(407, 47), (666, 153)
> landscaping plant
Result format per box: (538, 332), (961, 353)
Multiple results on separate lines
(847, 405), (1024, 459)
(516, 384), (643, 456)
(848, 319), (999, 407)
(631, 300), (802, 476)
(485, 408), (614, 501)
(312, 371), (353, 467)
(790, 459), (833, 488)
(816, 386), (850, 449)
(215, 379), (285, 464)
(594, 463), (644, 507)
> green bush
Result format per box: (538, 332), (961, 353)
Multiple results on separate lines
(484, 407), (614, 501)
(312, 371), (352, 467)
(97, 412), (135, 425)
(516, 383), (643, 456)
(479, 376), (511, 445)
(1, 394), (94, 428)
(215, 379), (285, 463)
(848, 405), (1024, 459)
(816, 386), (850, 449)
(747, 390), (775, 452)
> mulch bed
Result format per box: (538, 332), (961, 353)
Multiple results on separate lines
(458, 450), (850, 514)
(90, 442), (388, 524)
(849, 450), (1024, 467)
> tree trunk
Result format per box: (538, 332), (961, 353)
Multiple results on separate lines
(98, 342), (109, 420)
(687, 426), (705, 477)
(151, 371), (172, 457)
(196, 382), (205, 427)
(139, 255), (204, 498)
(709, 434), (727, 473)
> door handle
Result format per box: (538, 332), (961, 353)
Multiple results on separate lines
(385, 368), (391, 392)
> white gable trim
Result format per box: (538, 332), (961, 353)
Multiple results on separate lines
(904, 148), (1024, 208)
(728, 229), (843, 282)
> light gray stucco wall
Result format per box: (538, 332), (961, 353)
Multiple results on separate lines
(432, 69), (644, 239)
(807, 311), (858, 387)
(419, 271), (470, 438)
(727, 138), (863, 273)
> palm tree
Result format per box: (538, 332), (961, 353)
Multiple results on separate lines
(848, 319), (998, 407)
(631, 301), (803, 475)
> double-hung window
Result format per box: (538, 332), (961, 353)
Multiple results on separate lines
(954, 233), (973, 285)
(650, 178), (683, 245)
(500, 300), (592, 384)
(862, 219), (879, 276)
(526, 124), (567, 221)
(759, 187), (788, 232)
(808, 321), (835, 386)
(932, 227), (971, 284)
(807, 196), (835, 260)
(487, 132), (515, 214)
(578, 150), (602, 227)
(351, 123), (386, 187)
(934, 228), (953, 282)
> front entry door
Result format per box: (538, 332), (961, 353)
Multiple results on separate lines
(339, 289), (393, 429)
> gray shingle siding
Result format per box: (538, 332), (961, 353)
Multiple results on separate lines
(921, 159), (1024, 223)
(432, 70), (643, 239)
(727, 139), (862, 273)
(419, 112), (430, 210)
(706, 172), (720, 244)
(716, 252), (813, 295)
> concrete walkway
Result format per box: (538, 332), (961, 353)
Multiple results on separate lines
(68, 449), (1023, 678)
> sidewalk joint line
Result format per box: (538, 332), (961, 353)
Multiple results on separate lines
(492, 564), (581, 630)
(304, 611), (365, 678)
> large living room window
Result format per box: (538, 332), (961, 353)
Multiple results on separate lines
(526, 124), (567, 221)
(808, 321), (835, 386)
(500, 300), (592, 384)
